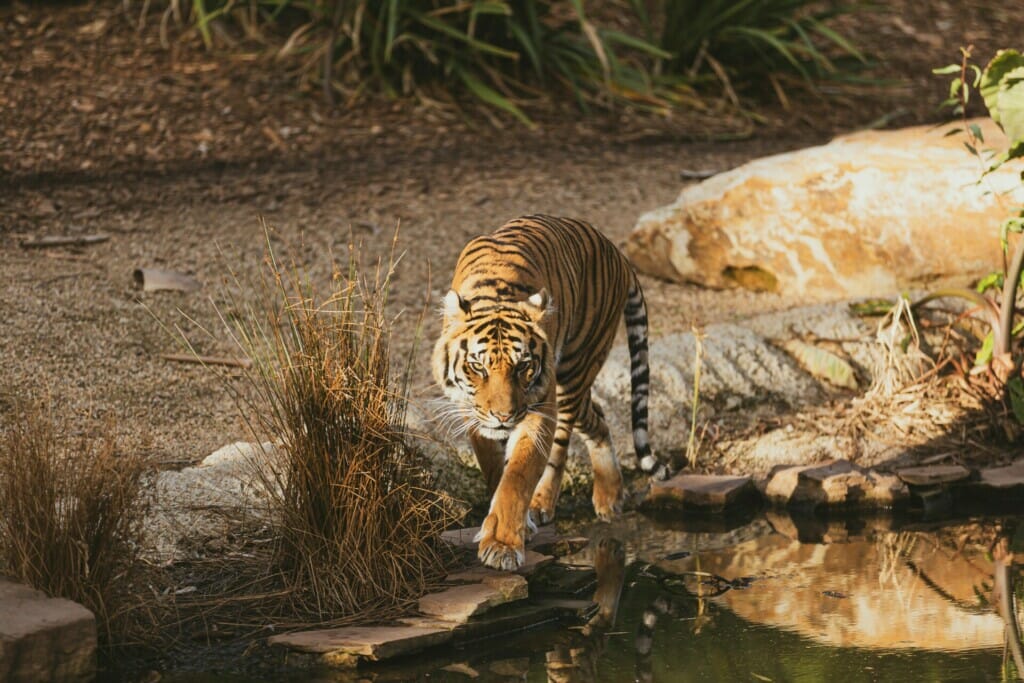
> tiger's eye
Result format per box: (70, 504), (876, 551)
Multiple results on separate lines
(467, 360), (487, 376)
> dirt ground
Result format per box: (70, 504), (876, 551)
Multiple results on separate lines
(2, 1), (1020, 467)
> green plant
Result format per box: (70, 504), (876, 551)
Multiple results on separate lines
(157, 0), (865, 120)
(928, 47), (1024, 419)
(169, 0), (672, 122)
(0, 404), (148, 644)
(656, 0), (866, 102)
(215, 232), (459, 620)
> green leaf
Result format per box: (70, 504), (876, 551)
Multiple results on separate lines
(602, 29), (672, 60)
(981, 50), (1024, 142)
(1008, 376), (1024, 424)
(849, 298), (894, 316)
(932, 64), (961, 75)
(456, 68), (534, 127)
(977, 271), (1004, 293)
(975, 330), (994, 366)
(782, 340), (858, 390)
(943, 127), (964, 137)
(410, 12), (519, 60)
(969, 122), (984, 143)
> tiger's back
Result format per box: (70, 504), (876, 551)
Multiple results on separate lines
(433, 215), (666, 570)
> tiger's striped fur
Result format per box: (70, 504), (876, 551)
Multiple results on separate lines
(432, 215), (668, 570)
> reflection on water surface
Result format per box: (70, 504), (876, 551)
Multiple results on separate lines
(151, 512), (1024, 683)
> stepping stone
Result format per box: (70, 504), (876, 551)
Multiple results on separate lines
(644, 473), (757, 511)
(0, 579), (96, 683)
(447, 552), (554, 581)
(765, 459), (908, 509)
(418, 579), (528, 624)
(440, 526), (587, 560)
(896, 464), (971, 487)
(268, 624), (454, 666)
(978, 460), (1024, 490)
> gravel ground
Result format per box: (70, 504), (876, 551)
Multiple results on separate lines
(1, 1), (1020, 466)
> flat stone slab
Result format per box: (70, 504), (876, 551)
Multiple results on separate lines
(896, 464), (972, 487)
(418, 578), (528, 624)
(268, 624), (454, 664)
(644, 474), (756, 511)
(0, 579), (96, 683)
(978, 460), (1024, 490)
(447, 553), (553, 582)
(766, 459), (909, 509)
(440, 526), (585, 562)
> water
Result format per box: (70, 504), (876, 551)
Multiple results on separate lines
(124, 512), (1024, 682)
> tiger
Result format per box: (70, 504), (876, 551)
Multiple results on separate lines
(432, 215), (669, 570)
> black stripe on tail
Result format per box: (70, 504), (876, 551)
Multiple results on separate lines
(624, 274), (669, 481)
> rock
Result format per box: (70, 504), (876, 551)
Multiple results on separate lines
(972, 460), (1024, 497)
(765, 459), (909, 509)
(143, 441), (279, 562)
(626, 119), (1024, 298)
(447, 552), (553, 580)
(0, 579), (96, 683)
(896, 464), (972, 487)
(417, 579), (528, 624)
(440, 526), (585, 562)
(643, 474), (757, 511)
(268, 624), (454, 665)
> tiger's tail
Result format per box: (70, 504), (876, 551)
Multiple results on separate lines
(624, 272), (669, 481)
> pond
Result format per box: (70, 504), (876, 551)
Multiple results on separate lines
(135, 511), (1024, 683)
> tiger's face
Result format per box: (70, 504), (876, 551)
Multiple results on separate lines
(433, 289), (553, 440)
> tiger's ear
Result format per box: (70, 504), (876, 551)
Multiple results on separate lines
(443, 289), (472, 318)
(521, 288), (551, 322)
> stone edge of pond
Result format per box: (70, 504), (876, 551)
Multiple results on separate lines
(266, 529), (589, 669)
(640, 458), (1024, 516)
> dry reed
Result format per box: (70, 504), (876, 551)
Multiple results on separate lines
(211, 234), (460, 624)
(0, 403), (149, 644)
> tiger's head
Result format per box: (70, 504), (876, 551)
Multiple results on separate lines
(432, 289), (553, 440)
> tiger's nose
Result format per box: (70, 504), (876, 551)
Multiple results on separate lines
(492, 410), (515, 423)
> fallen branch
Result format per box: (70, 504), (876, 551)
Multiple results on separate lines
(160, 353), (251, 369)
(20, 234), (110, 249)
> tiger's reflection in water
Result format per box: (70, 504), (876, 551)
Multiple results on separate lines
(544, 537), (627, 683)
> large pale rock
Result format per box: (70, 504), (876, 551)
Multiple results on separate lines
(143, 441), (279, 562)
(627, 119), (1024, 298)
(0, 579), (96, 683)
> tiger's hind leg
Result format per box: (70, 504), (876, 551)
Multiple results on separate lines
(577, 397), (623, 522)
(529, 409), (574, 526)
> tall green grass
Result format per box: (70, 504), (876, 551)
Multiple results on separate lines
(166, 0), (865, 119)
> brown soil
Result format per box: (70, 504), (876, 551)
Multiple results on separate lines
(1, 1), (1019, 466)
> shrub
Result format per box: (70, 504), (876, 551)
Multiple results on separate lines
(657, 0), (866, 98)
(0, 404), (148, 644)
(162, 0), (864, 120)
(220, 235), (459, 621)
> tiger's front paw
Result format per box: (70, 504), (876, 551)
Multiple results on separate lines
(529, 490), (558, 526)
(474, 514), (525, 570)
(592, 470), (624, 522)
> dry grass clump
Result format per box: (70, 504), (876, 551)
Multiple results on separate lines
(0, 403), (148, 643)
(216, 238), (459, 623)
